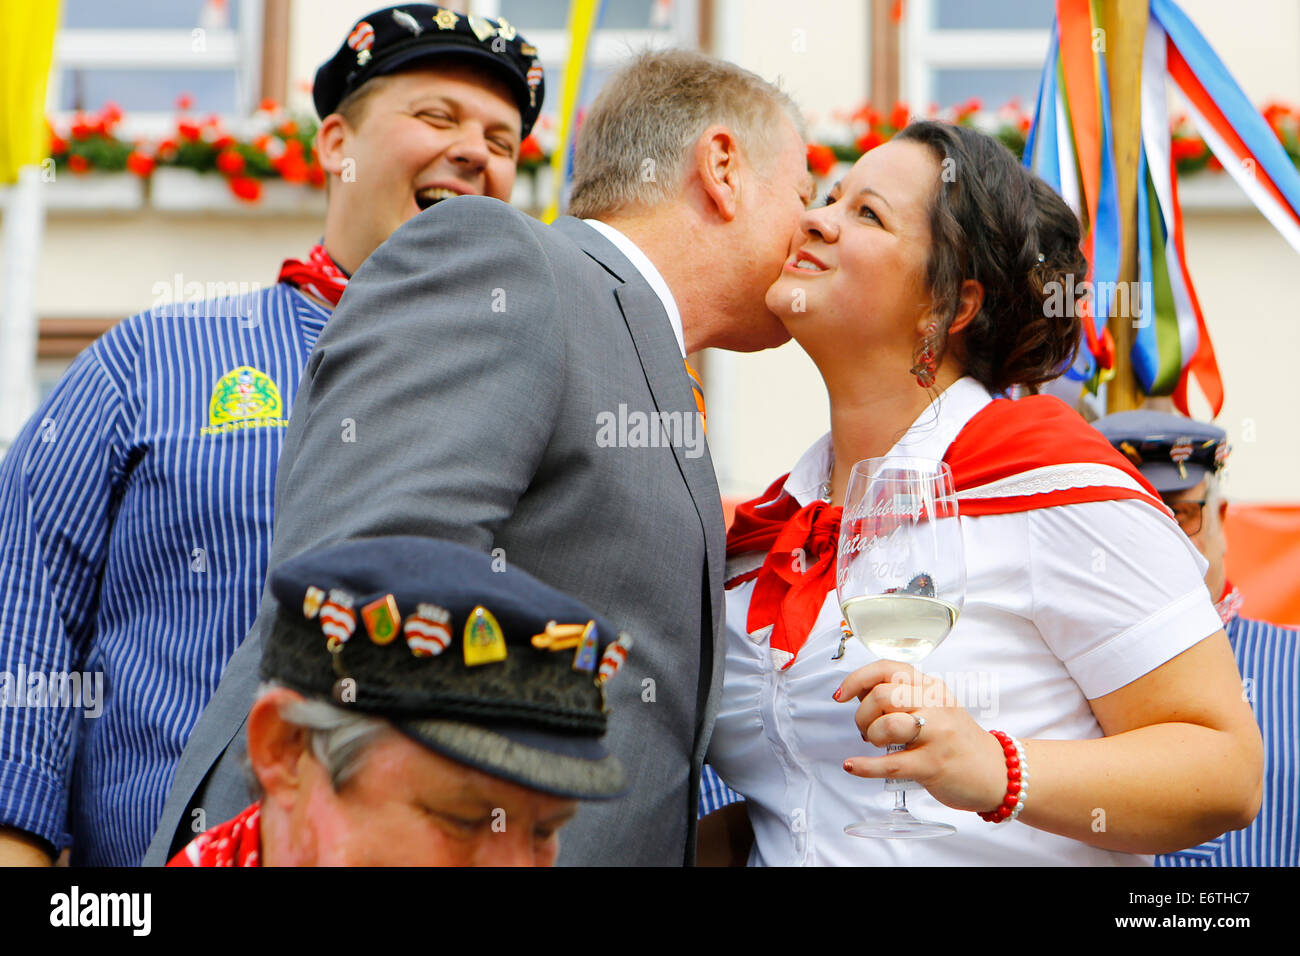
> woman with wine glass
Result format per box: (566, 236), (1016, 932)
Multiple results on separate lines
(702, 120), (1262, 866)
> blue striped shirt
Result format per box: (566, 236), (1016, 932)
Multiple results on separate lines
(704, 614), (1298, 866)
(1157, 613), (1299, 867)
(699, 763), (743, 819)
(0, 283), (329, 866)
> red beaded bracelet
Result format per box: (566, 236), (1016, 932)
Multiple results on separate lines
(978, 730), (1028, 823)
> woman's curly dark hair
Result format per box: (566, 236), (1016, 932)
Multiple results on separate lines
(892, 120), (1088, 394)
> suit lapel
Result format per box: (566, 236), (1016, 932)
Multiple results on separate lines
(554, 217), (726, 627)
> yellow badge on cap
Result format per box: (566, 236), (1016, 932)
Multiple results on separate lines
(362, 594), (402, 645)
(463, 606), (507, 666)
(433, 9), (459, 30)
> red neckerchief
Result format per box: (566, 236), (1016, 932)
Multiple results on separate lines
(1215, 581), (1243, 625)
(167, 802), (262, 867)
(726, 394), (1171, 668)
(278, 244), (349, 307)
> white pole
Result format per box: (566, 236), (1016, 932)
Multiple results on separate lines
(0, 163), (47, 456)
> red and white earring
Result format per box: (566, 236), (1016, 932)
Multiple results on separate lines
(909, 321), (939, 388)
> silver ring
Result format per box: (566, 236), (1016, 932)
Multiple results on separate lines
(907, 714), (926, 745)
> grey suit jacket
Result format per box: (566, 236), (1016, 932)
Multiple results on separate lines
(144, 199), (726, 866)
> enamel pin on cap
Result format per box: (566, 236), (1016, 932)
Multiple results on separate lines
(463, 605), (507, 666)
(572, 621), (599, 674)
(404, 603), (452, 657)
(303, 585), (326, 619)
(362, 594), (402, 645)
(319, 589), (357, 651)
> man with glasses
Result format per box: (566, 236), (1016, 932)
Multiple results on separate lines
(1094, 410), (1297, 866)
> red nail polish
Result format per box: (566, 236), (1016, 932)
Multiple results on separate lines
(832, 687), (841, 701)
(843, 760), (853, 773)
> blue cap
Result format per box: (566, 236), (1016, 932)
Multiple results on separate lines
(262, 537), (630, 800)
(1093, 410), (1229, 494)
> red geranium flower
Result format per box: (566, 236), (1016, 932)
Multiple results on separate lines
(175, 94), (195, 111)
(259, 98), (280, 113)
(216, 149), (246, 176)
(855, 129), (884, 154)
(178, 120), (203, 142)
(956, 97), (982, 122)
(49, 131), (68, 155)
(851, 104), (881, 127)
(307, 163), (326, 188)
(126, 151), (155, 178)
(228, 176), (262, 202)
(277, 154), (310, 183)
(1171, 137), (1206, 163)
(889, 102), (911, 130)
(68, 154), (90, 174)
(806, 143), (836, 177)
(518, 134), (543, 163)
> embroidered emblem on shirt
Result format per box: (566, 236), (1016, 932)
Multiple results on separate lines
(202, 366), (289, 436)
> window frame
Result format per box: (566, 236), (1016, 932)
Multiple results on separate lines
(903, 0), (1053, 112)
(48, 0), (265, 137)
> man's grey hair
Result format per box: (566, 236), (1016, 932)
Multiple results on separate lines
(566, 48), (806, 219)
(246, 681), (392, 797)
(1205, 471), (1223, 505)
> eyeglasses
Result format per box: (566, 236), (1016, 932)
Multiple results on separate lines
(1165, 498), (1208, 535)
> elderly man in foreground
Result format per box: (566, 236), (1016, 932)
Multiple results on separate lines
(168, 537), (631, 867)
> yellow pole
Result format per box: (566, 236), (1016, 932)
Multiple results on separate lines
(1101, 0), (1148, 412)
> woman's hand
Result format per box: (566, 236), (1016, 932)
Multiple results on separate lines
(834, 659), (1008, 813)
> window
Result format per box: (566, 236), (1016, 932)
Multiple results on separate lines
(904, 0), (1055, 112)
(51, 0), (263, 128)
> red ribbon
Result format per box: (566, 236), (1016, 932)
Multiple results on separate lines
(726, 395), (1169, 668)
(277, 243), (349, 307)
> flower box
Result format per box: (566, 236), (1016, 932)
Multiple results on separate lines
(150, 167), (325, 215)
(44, 171), (145, 212)
(1176, 171), (1251, 212)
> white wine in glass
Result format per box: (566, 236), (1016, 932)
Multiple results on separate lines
(836, 456), (966, 839)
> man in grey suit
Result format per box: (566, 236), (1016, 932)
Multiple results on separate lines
(147, 49), (812, 866)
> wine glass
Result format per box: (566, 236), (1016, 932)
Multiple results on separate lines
(835, 456), (966, 839)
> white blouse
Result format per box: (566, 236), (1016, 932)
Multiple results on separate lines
(708, 377), (1224, 866)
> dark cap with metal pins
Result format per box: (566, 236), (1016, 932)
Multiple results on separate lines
(263, 536), (631, 800)
(313, 4), (545, 137)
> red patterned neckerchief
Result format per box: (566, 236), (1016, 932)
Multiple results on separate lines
(726, 394), (1171, 669)
(278, 244), (349, 307)
(1216, 581), (1243, 626)
(167, 802), (262, 867)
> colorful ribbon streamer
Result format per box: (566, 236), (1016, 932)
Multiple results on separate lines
(1025, 0), (1300, 415)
